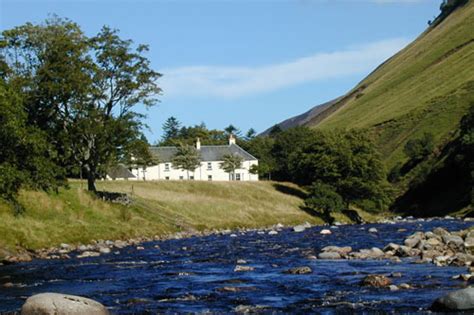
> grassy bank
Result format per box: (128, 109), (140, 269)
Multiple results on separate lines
(1, 180), (380, 257)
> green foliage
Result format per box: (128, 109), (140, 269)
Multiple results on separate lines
(271, 126), (316, 181)
(1, 17), (161, 192)
(220, 154), (244, 180)
(304, 182), (344, 217)
(245, 128), (257, 141)
(388, 162), (403, 183)
(272, 127), (390, 210)
(240, 136), (276, 180)
(162, 116), (181, 141)
(171, 144), (201, 179)
(0, 80), (64, 205)
(404, 132), (435, 163)
(224, 124), (241, 137)
(459, 103), (474, 205)
(159, 119), (229, 146)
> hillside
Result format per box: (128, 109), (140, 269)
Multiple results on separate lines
(260, 97), (341, 135)
(0, 181), (335, 257)
(272, 1), (474, 169)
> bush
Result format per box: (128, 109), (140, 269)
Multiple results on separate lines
(404, 132), (435, 162)
(304, 182), (345, 218)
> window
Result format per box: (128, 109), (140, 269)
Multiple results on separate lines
(236, 173), (241, 181)
(190, 176), (194, 180)
(208, 175), (212, 181)
(165, 176), (170, 180)
(207, 162), (212, 170)
(179, 176), (184, 180)
(164, 163), (170, 171)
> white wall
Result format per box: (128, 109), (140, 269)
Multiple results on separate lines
(129, 160), (259, 181)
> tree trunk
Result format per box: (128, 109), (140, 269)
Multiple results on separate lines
(86, 165), (97, 192)
(87, 173), (96, 192)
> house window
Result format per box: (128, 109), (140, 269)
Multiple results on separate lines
(208, 175), (212, 181)
(190, 176), (194, 180)
(207, 162), (212, 170)
(164, 163), (170, 171)
(179, 176), (184, 180)
(165, 176), (170, 180)
(236, 173), (241, 181)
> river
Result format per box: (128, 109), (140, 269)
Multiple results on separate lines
(0, 219), (473, 313)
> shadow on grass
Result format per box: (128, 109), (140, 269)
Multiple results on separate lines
(272, 183), (308, 199)
(273, 182), (334, 223)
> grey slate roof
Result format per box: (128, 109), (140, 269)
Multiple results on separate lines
(108, 164), (136, 179)
(149, 144), (257, 163)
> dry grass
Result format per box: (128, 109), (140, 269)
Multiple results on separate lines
(0, 180), (326, 255)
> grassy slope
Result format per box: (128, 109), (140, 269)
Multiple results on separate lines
(311, 1), (474, 169)
(0, 181), (331, 255)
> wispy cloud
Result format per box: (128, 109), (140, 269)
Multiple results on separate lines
(160, 37), (410, 99)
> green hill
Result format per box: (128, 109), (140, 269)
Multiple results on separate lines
(304, 1), (474, 169)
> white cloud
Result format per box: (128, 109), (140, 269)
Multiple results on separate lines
(159, 37), (410, 99)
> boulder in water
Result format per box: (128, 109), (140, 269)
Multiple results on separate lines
(361, 274), (391, 288)
(431, 287), (474, 311)
(284, 266), (312, 274)
(21, 293), (109, 315)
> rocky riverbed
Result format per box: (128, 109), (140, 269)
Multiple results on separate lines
(0, 218), (473, 313)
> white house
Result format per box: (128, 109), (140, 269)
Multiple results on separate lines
(129, 135), (259, 181)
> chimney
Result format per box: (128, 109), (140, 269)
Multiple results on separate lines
(229, 134), (236, 145)
(196, 138), (201, 150)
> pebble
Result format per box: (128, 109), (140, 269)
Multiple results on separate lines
(234, 265), (254, 272)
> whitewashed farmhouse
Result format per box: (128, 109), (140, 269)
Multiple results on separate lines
(128, 135), (259, 181)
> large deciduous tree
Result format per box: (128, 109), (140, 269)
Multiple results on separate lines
(1, 17), (161, 192)
(0, 79), (63, 211)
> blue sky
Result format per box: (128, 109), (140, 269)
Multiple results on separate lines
(1, 0), (441, 142)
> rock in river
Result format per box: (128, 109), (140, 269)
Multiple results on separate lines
(284, 266), (312, 274)
(431, 287), (474, 311)
(21, 293), (109, 315)
(361, 275), (391, 288)
(318, 252), (341, 260)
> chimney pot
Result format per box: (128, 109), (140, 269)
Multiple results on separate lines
(196, 138), (201, 150)
(229, 134), (236, 145)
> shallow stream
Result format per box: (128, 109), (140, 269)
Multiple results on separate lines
(0, 219), (473, 313)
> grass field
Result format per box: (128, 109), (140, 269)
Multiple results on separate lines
(309, 2), (474, 169)
(1, 180), (351, 256)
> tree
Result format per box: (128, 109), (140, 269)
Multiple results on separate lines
(404, 132), (435, 163)
(459, 103), (474, 205)
(289, 129), (390, 211)
(162, 116), (181, 142)
(245, 128), (257, 141)
(269, 124), (283, 137)
(304, 181), (344, 221)
(171, 144), (201, 179)
(0, 79), (62, 211)
(220, 154), (244, 180)
(124, 135), (158, 180)
(240, 135), (276, 180)
(224, 124), (241, 137)
(1, 18), (162, 192)
(271, 126), (316, 181)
